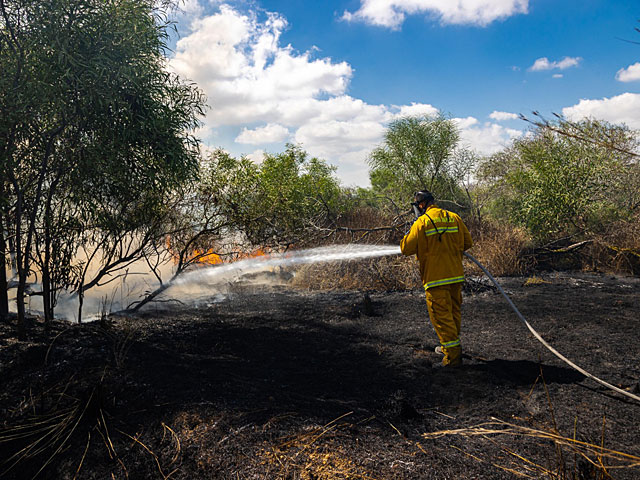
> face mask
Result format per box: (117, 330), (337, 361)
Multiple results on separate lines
(411, 202), (424, 219)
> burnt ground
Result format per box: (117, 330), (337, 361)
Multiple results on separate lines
(1, 272), (639, 479)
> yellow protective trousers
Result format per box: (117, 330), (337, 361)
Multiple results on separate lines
(425, 282), (462, 366)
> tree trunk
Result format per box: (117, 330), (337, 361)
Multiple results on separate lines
(41, 196), (53, 323)
(16, 282), (25, 339)
(77, 277), (84, 324)
(42, 263), (52, 323)
(13, 188), (26, 340)
(0, 222), (8, 320)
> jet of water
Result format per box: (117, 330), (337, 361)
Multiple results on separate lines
(175, 244), (402, 286)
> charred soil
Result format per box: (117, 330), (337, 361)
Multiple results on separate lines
(1, 272), (639, 479)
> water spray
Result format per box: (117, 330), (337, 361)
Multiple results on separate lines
(174, 244), (402, 286)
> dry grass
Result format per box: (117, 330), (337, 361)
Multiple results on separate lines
(422, 417), (640, 479)
(588, 214), (640, 275)
(292, 254), (420, 291)
(465, 218), (532, 277)
(293, 206), (421, 291)
(523, 275), (551, 286)
(258, 413), (378, 480)
(294, 213), (532, 292)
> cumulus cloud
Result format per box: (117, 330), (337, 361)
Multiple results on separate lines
(170, 5), (353, 127)
(616, 62), (640, 83)
(529, 56), (581, 71)
(455, 118), (522, 154)
(453, 116), (479, 129)
(562, 93), (640, 129)
(245, 149), (266, 164)
(235, 123), (290, 144)
(342, 0), (528, 29)
(489, 111), (518, 121)
(393, 102), (439, 118)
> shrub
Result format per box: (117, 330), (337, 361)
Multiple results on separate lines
(477, 120), (638, 243)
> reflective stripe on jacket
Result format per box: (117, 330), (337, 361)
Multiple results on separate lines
(400, 205), (473, 290)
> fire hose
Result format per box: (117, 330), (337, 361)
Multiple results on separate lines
(463, 251), (640, 403)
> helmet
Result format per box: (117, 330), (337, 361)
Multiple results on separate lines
(411, 190), (434, 217)
(413, 190), (434, 205)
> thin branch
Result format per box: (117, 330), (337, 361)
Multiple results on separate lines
(520, 112), (640, 158)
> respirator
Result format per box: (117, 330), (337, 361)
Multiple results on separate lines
(411, 202), (425, 219)
(411, 190), (434, 219)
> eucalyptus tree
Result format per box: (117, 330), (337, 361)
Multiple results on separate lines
(0, 0), (204, 334)
(185, 144), (344, 252)
(368, 114), (468, 210)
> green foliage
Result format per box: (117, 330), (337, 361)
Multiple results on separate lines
(200, 145), (345, 247)
(477, 119), (639, 241)
(0, 0), (205, 323)
(367, 114), (470, 208)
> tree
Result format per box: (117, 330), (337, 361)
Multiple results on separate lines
(248, 145), (344, 246)
(202, 145), (345, 249)
(367, 114), (468, 208)
(0, 0), (204, 334)
(477, 119), (639, 242)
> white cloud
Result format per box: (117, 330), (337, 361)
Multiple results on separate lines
(393, 102), (439, 118)
(169, 0), (205, 27)
(562, 93), (640, 129)
(455, 118), (522, 154)
(552, 73), (563, 79)
(489, 111), (518, 121)
(342, 0), (528, 29)
(616, 62), (640, 83)
(453, 116), (479, 129)
(235, 123), (290, 144)
(245, 149), (266, 164)
(170, 5), (353, 127)
(529, 56), (581, 71)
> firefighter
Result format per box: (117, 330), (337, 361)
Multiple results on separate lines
(400, 190), (473, 367)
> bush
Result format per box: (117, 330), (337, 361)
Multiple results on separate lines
(477, 120), (638, 243)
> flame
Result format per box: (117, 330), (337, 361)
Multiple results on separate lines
(165, 236), (224, 265)
(249, 248), (266, 258)
(165, 235), (272, 266)
(192, 248), (223, 265)
(237, 247), (268, 260)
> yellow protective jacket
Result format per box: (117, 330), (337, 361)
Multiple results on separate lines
(400, 204), (473, 290)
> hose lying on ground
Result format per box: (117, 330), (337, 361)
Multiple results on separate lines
(463, 252), (640, 403)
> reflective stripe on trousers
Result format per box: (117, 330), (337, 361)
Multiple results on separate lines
(425, 276), (465, 289)
(441, 338), (461, 348)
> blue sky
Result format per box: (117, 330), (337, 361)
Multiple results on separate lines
(168, 0), (640, 186)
